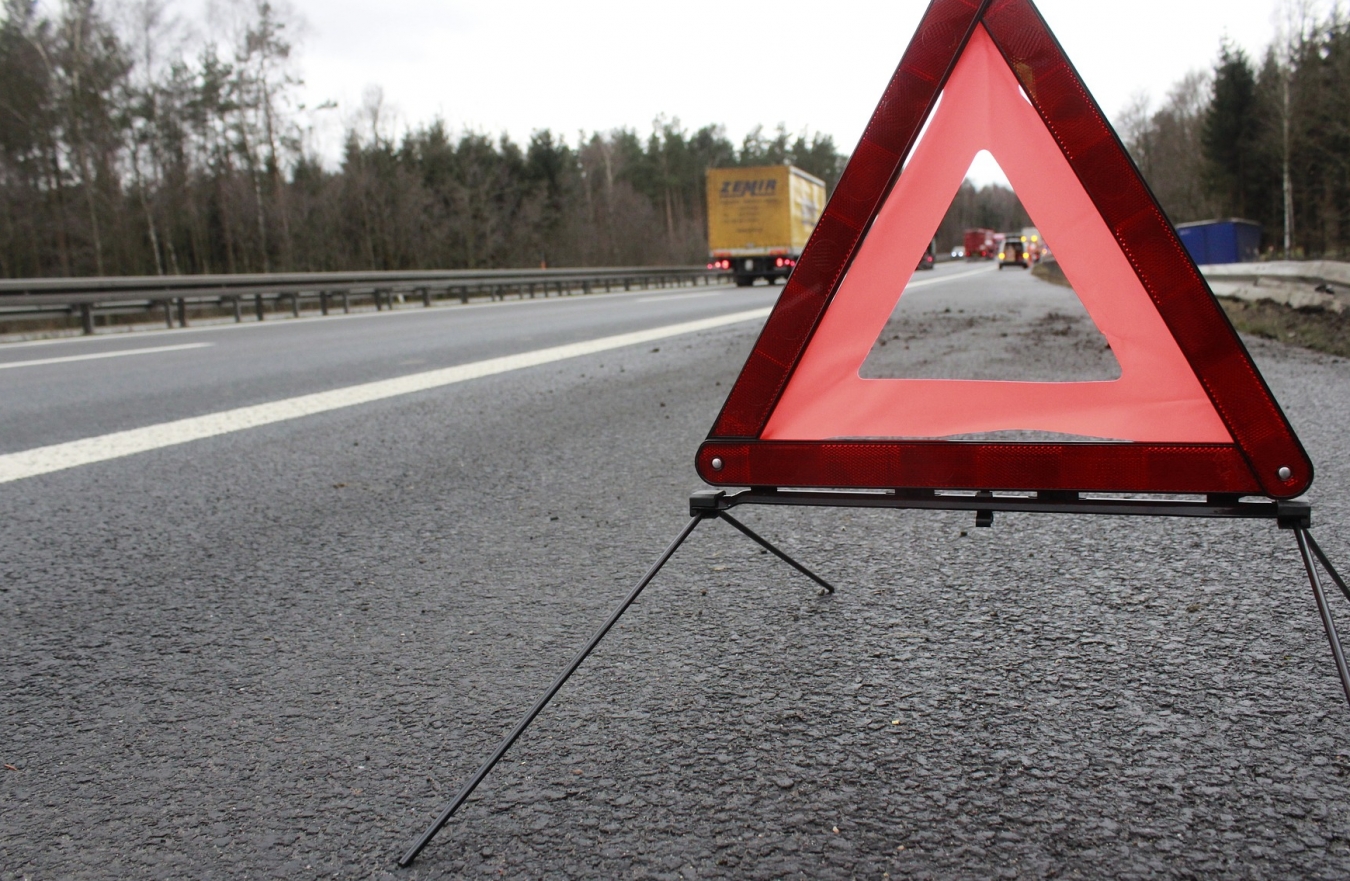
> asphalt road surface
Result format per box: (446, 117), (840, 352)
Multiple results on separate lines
(4, 262), (1350, 879)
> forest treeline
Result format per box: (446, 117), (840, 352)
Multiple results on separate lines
(0, 0), (1039, 278)
(0, 0), (856, 277)
(1121, 2), (1350, 258)
(3, 1), (1346, 280)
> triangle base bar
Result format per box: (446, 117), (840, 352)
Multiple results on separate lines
(690, 487), (1310, 523)
(698, 441), (1263, 495)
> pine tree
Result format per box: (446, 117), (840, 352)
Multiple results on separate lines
(1202, 42), (1265, 220)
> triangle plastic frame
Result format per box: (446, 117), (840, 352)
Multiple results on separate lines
(696, 0), (1312, 500)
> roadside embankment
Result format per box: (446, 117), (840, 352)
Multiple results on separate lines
(1031, 257), (1350, 357)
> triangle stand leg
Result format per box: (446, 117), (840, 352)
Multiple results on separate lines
(397, 513), (709, 868)
(1306, 531), (1350, 604)
(1295, 529), (1350, 708)
(716, 512), (836, 595)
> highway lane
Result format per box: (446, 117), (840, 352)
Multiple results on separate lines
(0, 280), (785, 456)
(0, 261), (997, 464)
(4, 262), (1350, 878)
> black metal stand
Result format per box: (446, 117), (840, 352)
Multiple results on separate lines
(1296, 528), (1350, 706)
(397, 506), (834, 868)
(397, 486), (1347, 868)
(691, 487), (1350, 707)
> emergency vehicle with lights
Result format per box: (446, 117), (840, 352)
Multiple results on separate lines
(963, 227), (998, 260)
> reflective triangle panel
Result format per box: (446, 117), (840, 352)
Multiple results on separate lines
(764, 27), (1229, 445)
(699, 0), (1312, 499)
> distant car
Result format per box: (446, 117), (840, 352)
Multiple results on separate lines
(951, 246), (966, 259)
(916, 238), (937, 270)
(998, 240), (1028, 269)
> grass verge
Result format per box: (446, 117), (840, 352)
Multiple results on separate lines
(1032, 258), (1348, 359)
(1219, 298), (1350, 358)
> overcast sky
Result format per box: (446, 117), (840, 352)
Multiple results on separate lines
(278, 0), (1294, 184)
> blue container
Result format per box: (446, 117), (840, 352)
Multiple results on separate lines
(1175, 219), (1263, 265)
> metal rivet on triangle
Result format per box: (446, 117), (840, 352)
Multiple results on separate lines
(711, 458), (725, 472)
(1278, 466), (1293, 481)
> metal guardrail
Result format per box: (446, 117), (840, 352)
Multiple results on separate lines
(1201, 260), (1349, 314)
(0, 266), (733, 335)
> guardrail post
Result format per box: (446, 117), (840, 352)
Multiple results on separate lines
(162, 300), (172, 328)
(320, 292), (329, 316)
(582, 280), (591, 295)
(232, 296), (242, 322)
(255, 294), (264, 321)
(176, 297), (188, 328)
(342, 292), (350, 314)
(290, 293), (300, 318)
(421, 287), (431, 308)
(374, 290), (383, 311)
(80, 303), (94, 335)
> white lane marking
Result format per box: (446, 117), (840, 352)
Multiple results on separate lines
(0, 342), (212, 370)
(633, 290), (729, 303)
(904, 266), (998, 290)
(0, 308), (771, 485)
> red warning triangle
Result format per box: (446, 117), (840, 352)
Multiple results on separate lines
(697, 0), (1312, 500)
